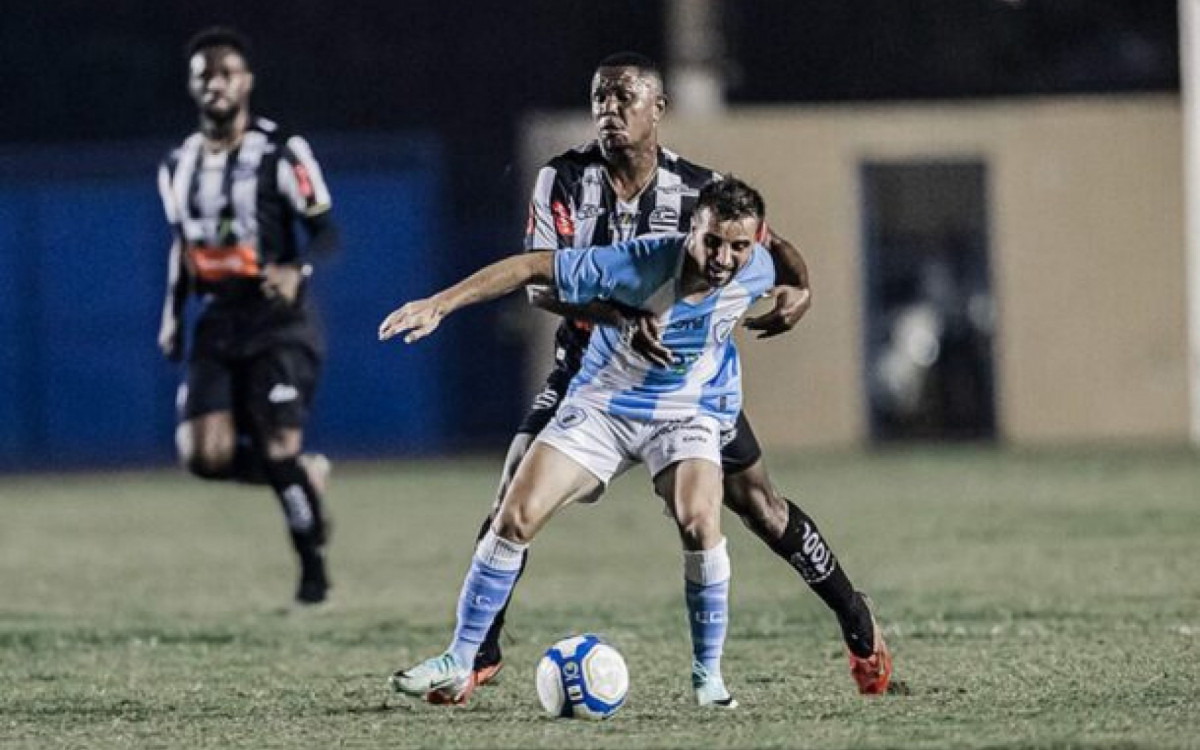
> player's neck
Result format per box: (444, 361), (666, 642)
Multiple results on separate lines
(605, 146), (658, 203)
(201, 110), (249, 151)
(678, 251), (716, 302)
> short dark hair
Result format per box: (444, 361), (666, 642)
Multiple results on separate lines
(185, 26), (252, 66)
(595, 51), (664, 91)
(697, 177), (766, 224)
(596, 51), (660, 74)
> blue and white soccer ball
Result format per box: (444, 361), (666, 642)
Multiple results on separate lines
(535, 634), (629, 720)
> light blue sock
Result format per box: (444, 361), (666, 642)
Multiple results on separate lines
(448, 530), (527, 668)
(684, 538), (731, 677)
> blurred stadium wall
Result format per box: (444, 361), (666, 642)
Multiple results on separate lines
(523, 93), (1184, 448)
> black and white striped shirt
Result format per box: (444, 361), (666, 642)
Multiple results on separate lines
(523, 141), (720, 372)
(158, 117), (332, 299)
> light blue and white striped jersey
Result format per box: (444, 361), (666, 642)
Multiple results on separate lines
(554, 234), (775, 424)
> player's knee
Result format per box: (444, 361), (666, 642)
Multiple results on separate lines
(675, 509), (722, 551)
(494, 505), (537, 545)
(182, 448), (232, 480)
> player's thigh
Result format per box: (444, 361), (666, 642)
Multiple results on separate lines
(495, 366), (573, 503)
(496, 440), (605, 543)
(653, 458), (724, 550)
(176, 357), (237, 465)
(719, 411), (763, 476)
(242, 345), (320, 444)
(493, 431), (536, 511)
(643, 416), (725, 547)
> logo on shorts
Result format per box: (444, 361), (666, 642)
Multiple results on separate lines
(557, 405), (587, 429)
(268, 384), (300, 404)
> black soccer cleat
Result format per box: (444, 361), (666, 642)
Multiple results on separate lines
(471, 640), (505, 687)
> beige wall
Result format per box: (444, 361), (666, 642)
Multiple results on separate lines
(521, 94), (1187, 447)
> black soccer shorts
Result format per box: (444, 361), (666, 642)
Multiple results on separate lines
(179, 343), (320, 434)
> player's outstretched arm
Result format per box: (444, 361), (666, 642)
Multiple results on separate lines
(379, 251), (556, 344)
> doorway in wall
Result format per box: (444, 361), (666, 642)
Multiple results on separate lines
(861, 161), (996, 442)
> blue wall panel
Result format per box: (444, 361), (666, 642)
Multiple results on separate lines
(0, 135), (494, 472)
(0, 192), (30, 467)
(306, 171), (446, 454)
(35, 181), (171, 465)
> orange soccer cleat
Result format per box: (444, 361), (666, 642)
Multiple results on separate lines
(847, 596), (893, 695)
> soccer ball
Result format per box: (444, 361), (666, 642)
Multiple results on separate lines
(535, 634), (629, 720)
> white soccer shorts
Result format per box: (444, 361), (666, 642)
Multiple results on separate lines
(535, 400), (725, 487)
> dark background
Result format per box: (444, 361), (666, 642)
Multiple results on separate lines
(0, 0), (1181, 464)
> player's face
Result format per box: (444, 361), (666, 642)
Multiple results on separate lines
(687, 207), (761, 288)
(590, 67), (664, 154)
(188, 47), (253, 122)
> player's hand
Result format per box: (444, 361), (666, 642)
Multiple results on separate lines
(157, 316), (183, 362)
(743, 285), (811, 339)
(630, 314), (674, 368)
(378, 298), (446, 344)
(260, 263), (303, 305)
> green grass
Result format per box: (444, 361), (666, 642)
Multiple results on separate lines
(1, 447), (1198, 749)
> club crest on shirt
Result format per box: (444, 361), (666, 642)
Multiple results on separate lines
(714, 316), (738, 343)
(576, 203), (605, 220)
(648, 206), (679, 233)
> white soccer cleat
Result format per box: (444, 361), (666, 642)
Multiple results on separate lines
(692, 660), (738, 709)
(389, 652), (475, 705)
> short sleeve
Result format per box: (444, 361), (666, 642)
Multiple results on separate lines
(554, 236), (681, 307)
(277, 135), (332, 217)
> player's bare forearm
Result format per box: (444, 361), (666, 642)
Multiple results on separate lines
(379, 251), (555, 343)
(764, 229), (809, 289)
(163, 239), (190, 313)
(743, 229), (813, 338)
(439, 251), (555, 312)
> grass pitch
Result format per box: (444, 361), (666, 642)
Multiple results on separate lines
(1, 447), (1198, 749)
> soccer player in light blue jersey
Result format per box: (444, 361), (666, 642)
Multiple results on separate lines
(379, 178), (772, 708)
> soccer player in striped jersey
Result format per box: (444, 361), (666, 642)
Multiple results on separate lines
(472, 52), (891, 695)
(382, 177), (775, 708)
(156, 28), (339, 608)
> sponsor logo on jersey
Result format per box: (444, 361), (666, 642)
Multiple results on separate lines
(293, 163), (315, 200)
(576, 203), (606, 220)
(668, 316), (708, 332)
(186, 244), (260, 282)
(648, 206), (679, 233)
(657, 184), (699, 196)
(551, 200), (575, 237)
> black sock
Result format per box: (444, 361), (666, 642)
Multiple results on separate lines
(771, 500), (875, 657)
(475, 514), (527, 665)
(264, 457), (329, 594)
(230, 440), (269, 485)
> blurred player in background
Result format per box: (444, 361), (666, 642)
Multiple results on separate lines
(470, 52), (891, 694)
(384, 177), (777, 708)
(156, 27), (339, 607)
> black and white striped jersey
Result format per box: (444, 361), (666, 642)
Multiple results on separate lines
(524, 140), (720, 372)
(157, 117), (332, 300)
